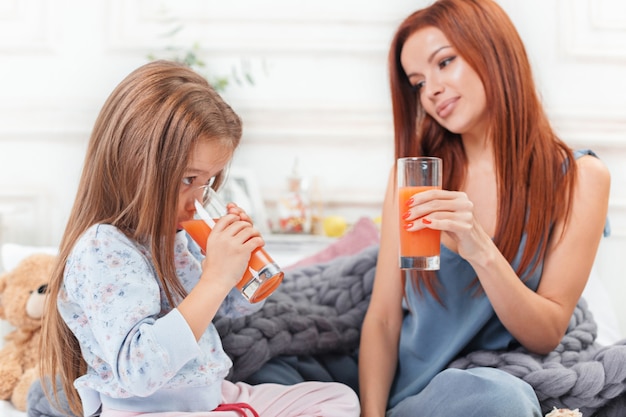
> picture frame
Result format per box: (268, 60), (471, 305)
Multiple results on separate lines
(217, 167), (270, 234)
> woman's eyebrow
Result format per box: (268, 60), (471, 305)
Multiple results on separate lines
(405, 45), (453, 78)
(427, 45), (452, 63)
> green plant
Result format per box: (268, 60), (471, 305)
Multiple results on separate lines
(147, 16), (255, 93)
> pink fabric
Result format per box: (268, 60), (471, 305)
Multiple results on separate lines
(100, 380), (359, 417)
(284, 217), (380, 271)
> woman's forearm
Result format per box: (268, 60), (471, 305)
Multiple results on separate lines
(359, 312), (401, 417)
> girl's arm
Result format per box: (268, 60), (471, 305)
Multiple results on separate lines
(359, 168), (405, 417)
(178, 212), (263, 340)
(407, 155), (610, 353)
(183, 204), (265, 319)
(62, 226), (204, 396)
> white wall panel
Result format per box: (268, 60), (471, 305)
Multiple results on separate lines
(560, 0), (626, 60)
(0, 0), (53, 52)
(0, 0), (625, 333)
(105, 0), (419, 53)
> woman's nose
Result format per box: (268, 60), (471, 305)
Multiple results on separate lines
(424, 76), (443, 98)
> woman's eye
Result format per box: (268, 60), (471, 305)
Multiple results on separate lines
(411, 81), (425, 92)
(439, 56), (456, 69)
(181, 176), (195, 186)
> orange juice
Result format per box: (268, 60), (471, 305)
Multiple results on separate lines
(398, 186), (441, 258)
(181, 219), (284, 303)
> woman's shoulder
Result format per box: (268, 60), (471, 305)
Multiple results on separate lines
(574, 151), (610, 184)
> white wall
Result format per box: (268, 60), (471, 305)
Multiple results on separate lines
(0, 0), (625, 334)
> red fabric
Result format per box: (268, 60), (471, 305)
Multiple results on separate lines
(214, 402), (260, 417)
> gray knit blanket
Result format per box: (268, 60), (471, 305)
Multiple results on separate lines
(27, 244), (626, 416)
(215, 244), (378, 382)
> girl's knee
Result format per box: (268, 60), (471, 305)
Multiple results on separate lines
(314, 382), (360, 415)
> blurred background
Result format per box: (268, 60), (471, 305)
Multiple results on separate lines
(0, 0), (625, 331)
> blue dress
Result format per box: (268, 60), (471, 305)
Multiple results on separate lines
(387, 243), (543, 416)
(386, 149), (601, 417)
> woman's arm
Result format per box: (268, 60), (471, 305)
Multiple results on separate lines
(407, 155), (610, 353)
(502, 155), (609, 351)
(359, 168), (405, 417)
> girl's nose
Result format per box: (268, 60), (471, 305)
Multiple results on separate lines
(192, 186), (206, 201)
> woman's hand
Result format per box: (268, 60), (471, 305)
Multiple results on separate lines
(403, 189), (490, 261)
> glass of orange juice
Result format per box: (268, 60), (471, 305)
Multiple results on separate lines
(397, 157), (442, 270)
(181, 188), (284, 303)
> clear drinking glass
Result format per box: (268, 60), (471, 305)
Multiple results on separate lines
(181, 188), (284, 303)
(397, 157), (443, 270)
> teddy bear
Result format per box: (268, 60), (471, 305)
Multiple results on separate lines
(0, 253), (56, 411)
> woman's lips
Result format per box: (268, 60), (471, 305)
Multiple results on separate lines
(436, 97), (459, 118)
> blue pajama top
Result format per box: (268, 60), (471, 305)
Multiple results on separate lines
(58, 224), (263, 416)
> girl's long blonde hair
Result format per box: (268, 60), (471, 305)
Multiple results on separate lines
(389, 0), (576, 296)
(40, 60), (242, 416)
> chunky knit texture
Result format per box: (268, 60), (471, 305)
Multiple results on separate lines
(449, 298), (626, 416)
(215, 244), (378, 381)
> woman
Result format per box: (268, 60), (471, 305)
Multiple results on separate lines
(40, 60), (359, 417)
(358, 1), (610, 416)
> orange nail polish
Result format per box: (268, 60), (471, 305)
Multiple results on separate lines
(402, 211), (411, 220)
(422, 218), (432, 225)
(406, 198), (414, 206)
(404, 222), (413, 230)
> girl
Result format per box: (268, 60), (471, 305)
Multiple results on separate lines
(40, 60), (359, 417)
(358, 1), (611, 416)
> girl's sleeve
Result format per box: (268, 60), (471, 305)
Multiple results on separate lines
(60, 226), (201, 396)
(217, 287), (265, 318)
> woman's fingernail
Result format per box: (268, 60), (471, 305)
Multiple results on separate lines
(404, 222), (414, 230)
(406, 198), (414, 206)
(402, 211), (411, 220)
(422, 218), (432, 225)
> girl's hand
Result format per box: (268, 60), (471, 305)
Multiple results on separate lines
(403, 188), (488, 261)
(226, 203), (255, 224)
(201, 212), (263, 292)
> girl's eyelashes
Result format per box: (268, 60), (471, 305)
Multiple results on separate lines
(181, 175), (216, 188)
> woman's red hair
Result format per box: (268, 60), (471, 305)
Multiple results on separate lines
(389, 0), (576, 296)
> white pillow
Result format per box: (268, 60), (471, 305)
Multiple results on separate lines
(582, 264), (622, 345)
(1, 243), (58, 273)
